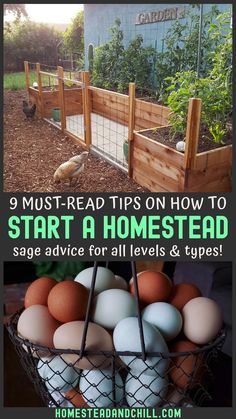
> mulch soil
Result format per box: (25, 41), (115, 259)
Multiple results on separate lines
(4, 90), (147, 192)
(143, 125), (232, 154)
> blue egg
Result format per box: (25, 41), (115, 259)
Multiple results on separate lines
(113, 317), (169, 376)
(126, 371), (168, 407)
(37, 356), (80, 393)
(142, 302), (183, 341)
(80, 369), (124, 407)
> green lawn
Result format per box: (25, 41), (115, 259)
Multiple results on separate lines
(4, 71), (38, 90)
(4, 70), (75, 90)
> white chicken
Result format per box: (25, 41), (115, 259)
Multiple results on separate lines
(53, 151), (89, 186)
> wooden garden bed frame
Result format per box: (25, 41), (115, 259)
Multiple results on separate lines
(24, 61), (232, 192)
(132, 99), (232, 192)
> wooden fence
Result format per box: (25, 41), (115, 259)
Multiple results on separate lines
(25, 61), (170, 168)
(24, 61), (232, 191)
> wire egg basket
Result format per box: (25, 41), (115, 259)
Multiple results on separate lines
(6, 262), (225, 408)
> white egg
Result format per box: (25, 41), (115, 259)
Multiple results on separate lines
(176, 141), (185, 152)
(126, 371), (168, 407)
(92, 289), (136, 329)
(182, 297), (223, 344)
(142, 302), (182, 341)
(74, 267), (115, 294)
(113, 275), (128, 290)
(80, 369), (124, 407)
(37, 356), (80, 393)
(113, 317), (169, 376)
(129, 271), (146, 285)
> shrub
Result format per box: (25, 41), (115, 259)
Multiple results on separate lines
(92, 20), (156, 93)
(63, 11), (84, 67)
(117, 35), (155, 93)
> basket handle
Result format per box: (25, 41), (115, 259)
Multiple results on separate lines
(131, 261), (146, 361)
(80, 261), (98, 358)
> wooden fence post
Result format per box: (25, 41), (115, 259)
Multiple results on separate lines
(128, 82), (135, 178)
(24, 61), (30, 90)
(57, 66), (66, 132)
(184, 98), (202, 169)
(82, 71), (91, 147)
(36, 63), (43, 117)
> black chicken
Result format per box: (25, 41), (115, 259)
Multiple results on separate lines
(22, 100), (36, 118)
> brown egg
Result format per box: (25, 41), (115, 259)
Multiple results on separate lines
(168, 283), (202, 311)
(169, 340), (204, 389)
(48, 280), (89, 323)
(130, 271), (172, 306)
(65, 387), (88, 407)
(25, 277), (57, 308)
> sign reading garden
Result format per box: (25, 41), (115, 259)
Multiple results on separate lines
(135, 7), (185, 25)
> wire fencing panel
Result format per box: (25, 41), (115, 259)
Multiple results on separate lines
(88, 87), (129, 170)
(64, 82), (85, 142)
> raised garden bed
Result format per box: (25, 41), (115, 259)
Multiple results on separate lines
(25, 63), (232, 193)
(143, 125), (232, 154)
(29, 86), (83, 119)
(132, 99), (232, 193)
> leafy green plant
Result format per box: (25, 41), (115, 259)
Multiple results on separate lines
(92, 19), (124, 89)
(117, 35), (155, 93)
(165, 71), (199, 137)
(164, 11), (232, 144)
(156, 5), (225, 95)
(34, 262), (89, 281)
(209, 123), (226, 144)
(92, 20), (156, 93)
